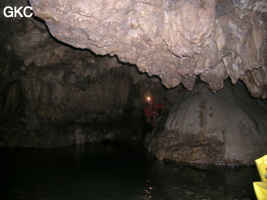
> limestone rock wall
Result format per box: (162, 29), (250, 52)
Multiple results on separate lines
(29, 0), (267, 98)
(0, 11), (182, 147)
(0, 60), (144, 147)
(147, 80), (267, 166)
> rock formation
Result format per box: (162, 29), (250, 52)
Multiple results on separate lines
(0, 0), (266, 166)
(29, 0), (267, 98)
(147, 80), (267, 166)
(0, 1), (181, 147)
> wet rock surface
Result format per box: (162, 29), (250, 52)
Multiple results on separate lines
(147, 80), (267, 166)
(29, 0), (267, 98)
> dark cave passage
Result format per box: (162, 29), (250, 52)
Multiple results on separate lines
(0, 0), (267, 199)
(0, 55), (181, 147)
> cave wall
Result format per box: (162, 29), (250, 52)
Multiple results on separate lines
(0, 62), (145, 147)
(147, 80), (267, 166)
(0, 9), (181, 147)
(29, 0), (267, 98)
(0, 48), (172, 147)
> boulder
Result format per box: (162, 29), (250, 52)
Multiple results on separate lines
(147, 80), (267, 165)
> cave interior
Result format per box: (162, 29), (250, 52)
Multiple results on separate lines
(0, 0), (267, 165)
(1, 0), (267, 199)
(1, 0), (267, 168)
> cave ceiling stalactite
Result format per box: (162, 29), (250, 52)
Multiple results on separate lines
(28, 0), (267, 98)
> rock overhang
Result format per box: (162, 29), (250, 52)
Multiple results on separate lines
(6, 0), (267, 98)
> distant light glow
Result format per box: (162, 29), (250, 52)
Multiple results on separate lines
(147, 96), (151, 101)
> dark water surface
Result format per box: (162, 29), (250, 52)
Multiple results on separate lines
(0, 142), (259, 200)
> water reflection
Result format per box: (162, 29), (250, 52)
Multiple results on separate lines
(145, 161), (258, 200)
(0, 142), (259, 200)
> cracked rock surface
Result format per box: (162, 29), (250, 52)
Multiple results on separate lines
(30, 0), (267, 98)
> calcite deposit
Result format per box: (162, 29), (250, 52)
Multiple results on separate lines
(29, 0), (267, 98)
(147, 80), (267, 166)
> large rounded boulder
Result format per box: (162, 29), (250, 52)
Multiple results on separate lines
(147, 80), (267, 166)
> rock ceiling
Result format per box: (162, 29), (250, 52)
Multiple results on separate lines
(24, 0), (267, 98)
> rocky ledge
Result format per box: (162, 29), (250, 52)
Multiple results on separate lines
(29, 0), (267, 98)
